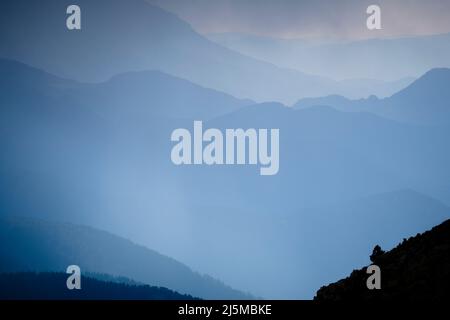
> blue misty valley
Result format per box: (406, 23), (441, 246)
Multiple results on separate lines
(0, 0), (450, 299)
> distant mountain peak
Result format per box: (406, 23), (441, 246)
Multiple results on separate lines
(422, 67), (450, 77)
(393, 67), (450, 97)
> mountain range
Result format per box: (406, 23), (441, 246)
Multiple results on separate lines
(294, 68), (450, 125)
(207, 32), (450, 82)
(1, 58), (450, 298)
(0, 0), (419, 104)
(1, 0), (450, 300)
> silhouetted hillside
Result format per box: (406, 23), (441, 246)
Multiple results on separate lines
(0, 272), (197, 300)
(315, 219), (450, 301)
(0, 216), (254, 300)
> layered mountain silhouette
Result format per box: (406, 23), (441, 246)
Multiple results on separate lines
(0, 0), (414, 104)
(0, 59), (251, 120)
(315, 219), (450, 301)
(294, 68), (450, 125)
(208, 32), (450, 82)
(0, 216), (252, 299)
(1, 0), (449, 301)
(0, 272), (198, 300)
(1, 59), (450, 298)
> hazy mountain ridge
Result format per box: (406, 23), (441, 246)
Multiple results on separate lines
(0, 58), (252, 120)
(207, 32), (450, 81)
(294, 68), (450, 125)
(0, 0), (417, 104)
(0, 215), (253, 300)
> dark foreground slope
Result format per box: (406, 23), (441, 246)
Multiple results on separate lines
(0, 272), (197, 300)
(0, 216), (252, 300)
(315, 219), (450, 301)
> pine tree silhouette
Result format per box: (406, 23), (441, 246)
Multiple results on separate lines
(369, 245), (385, 263)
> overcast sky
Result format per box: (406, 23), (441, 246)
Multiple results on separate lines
(148, 0), (450, 40)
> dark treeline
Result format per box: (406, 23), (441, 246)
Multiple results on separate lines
(0, 272), (199, 300)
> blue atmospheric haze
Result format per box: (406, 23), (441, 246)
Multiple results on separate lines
(0, 0), (450, 299)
